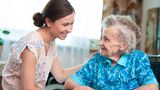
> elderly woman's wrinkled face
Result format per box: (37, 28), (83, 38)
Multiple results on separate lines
(99, 26), (123, 57)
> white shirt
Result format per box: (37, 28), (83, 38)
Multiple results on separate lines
(2, 31), (57, 90)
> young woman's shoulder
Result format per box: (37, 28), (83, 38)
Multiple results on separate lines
(23, 31), (42, 42)
(11, 31), (44, 61)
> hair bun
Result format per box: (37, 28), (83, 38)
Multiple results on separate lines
(33, 12), (45, 27)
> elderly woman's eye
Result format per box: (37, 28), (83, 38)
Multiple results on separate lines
(102, 37), (108, 42)
(105, 38), (108, 41)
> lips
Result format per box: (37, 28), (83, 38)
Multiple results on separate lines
(100, 46), (105, 50)
(62, 34), (67, 37)
(61, 32), (68, 37)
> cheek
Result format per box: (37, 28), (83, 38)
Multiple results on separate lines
(104, 43), (110, 49)
(56, 26), (64, 33)
(104, 44), (113, 54)
(53, 24), (64, 32)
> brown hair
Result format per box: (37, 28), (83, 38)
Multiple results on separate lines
(33, 0), (75, 27)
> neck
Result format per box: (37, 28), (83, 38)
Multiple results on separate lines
(109, 54), (121, 64)
(39, 28), (55, 45)
(110, 54), (120, 60)
(109, 50), (125, 62)
(111, 60), (117, 66)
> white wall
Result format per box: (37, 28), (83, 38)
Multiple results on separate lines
(0, 0), (103, 67)
(0, 0), (103, 39)
(69, 0), (103, 39)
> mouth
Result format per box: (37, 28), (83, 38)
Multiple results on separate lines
(100, 48), (105, 53)
(62, 32), (68, 36)
(100, 46), (106, 50)
(60, 32), (68, 39)
(100, 47), (108, 54)
(63, 33), (67, 36)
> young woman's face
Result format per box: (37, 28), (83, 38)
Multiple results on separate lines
(48, 12), (75, 40)
(99, 26), (122, 57)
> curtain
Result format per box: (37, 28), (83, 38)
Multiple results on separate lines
(56, 36), (90, 68)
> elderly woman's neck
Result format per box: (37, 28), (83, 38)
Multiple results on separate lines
(109, 54), (122, 66)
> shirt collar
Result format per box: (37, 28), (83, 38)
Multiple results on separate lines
(100, 54), (111, 64)
(101, 53), (129, 67)
(117, 53), (129, 66)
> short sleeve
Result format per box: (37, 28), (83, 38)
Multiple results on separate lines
(11, 35), (43, 63)
(70, 54), (99, 87)
(133, 50), (159, 85)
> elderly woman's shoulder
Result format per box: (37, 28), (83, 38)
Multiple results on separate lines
(132, 50), (145, 54)
(130, 50), (147, 57)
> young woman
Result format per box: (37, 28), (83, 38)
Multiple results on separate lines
(2, 0), (83, 90)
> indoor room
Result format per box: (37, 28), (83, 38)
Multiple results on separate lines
(0, 0), (160, 90)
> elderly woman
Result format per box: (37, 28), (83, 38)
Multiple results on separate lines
(64, 15), (159, 90)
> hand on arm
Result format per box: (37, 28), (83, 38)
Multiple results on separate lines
(20, 48), (41, 90)
(51, 56), (84, 83)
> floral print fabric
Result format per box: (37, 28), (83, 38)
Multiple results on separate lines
(2, 31), (57, 90)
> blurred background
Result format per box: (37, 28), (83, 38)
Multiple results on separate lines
(0, 0), (160, 89)
(0, 0), (102, 68)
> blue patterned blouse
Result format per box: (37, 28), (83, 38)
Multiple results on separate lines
(71, 50), (159, 90)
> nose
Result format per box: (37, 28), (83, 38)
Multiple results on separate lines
(66, 25), (73, 33)
(99, 39), (103, 46)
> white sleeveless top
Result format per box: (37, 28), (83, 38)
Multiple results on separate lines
(2, 31), (57, 90)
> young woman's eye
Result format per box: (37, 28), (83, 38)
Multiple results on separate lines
(63, 22), (74, 27)
(70, 22), (74, 25)
(63, 23), (69, 26)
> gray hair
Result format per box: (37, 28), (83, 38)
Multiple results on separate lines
(102, 15), (141, 53)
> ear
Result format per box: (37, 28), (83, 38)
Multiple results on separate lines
(119, 42), (128, 51)
(45, 18), (52, 27)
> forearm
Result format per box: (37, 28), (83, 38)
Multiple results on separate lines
(59, 63), (83, 83)
(134, 84), (159, 90)
(63, 63), (83, 77)
(52, 63), (84, 83)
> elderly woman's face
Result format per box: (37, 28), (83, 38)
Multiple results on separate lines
(99, 26), (122, 57)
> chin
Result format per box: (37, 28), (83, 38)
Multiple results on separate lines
(59, 38), (65, 40)
(102, 53), (107, 56)
(58, 36), (66, 40)
(100, 50), (107, 56)
(100, 51), (111, 57)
